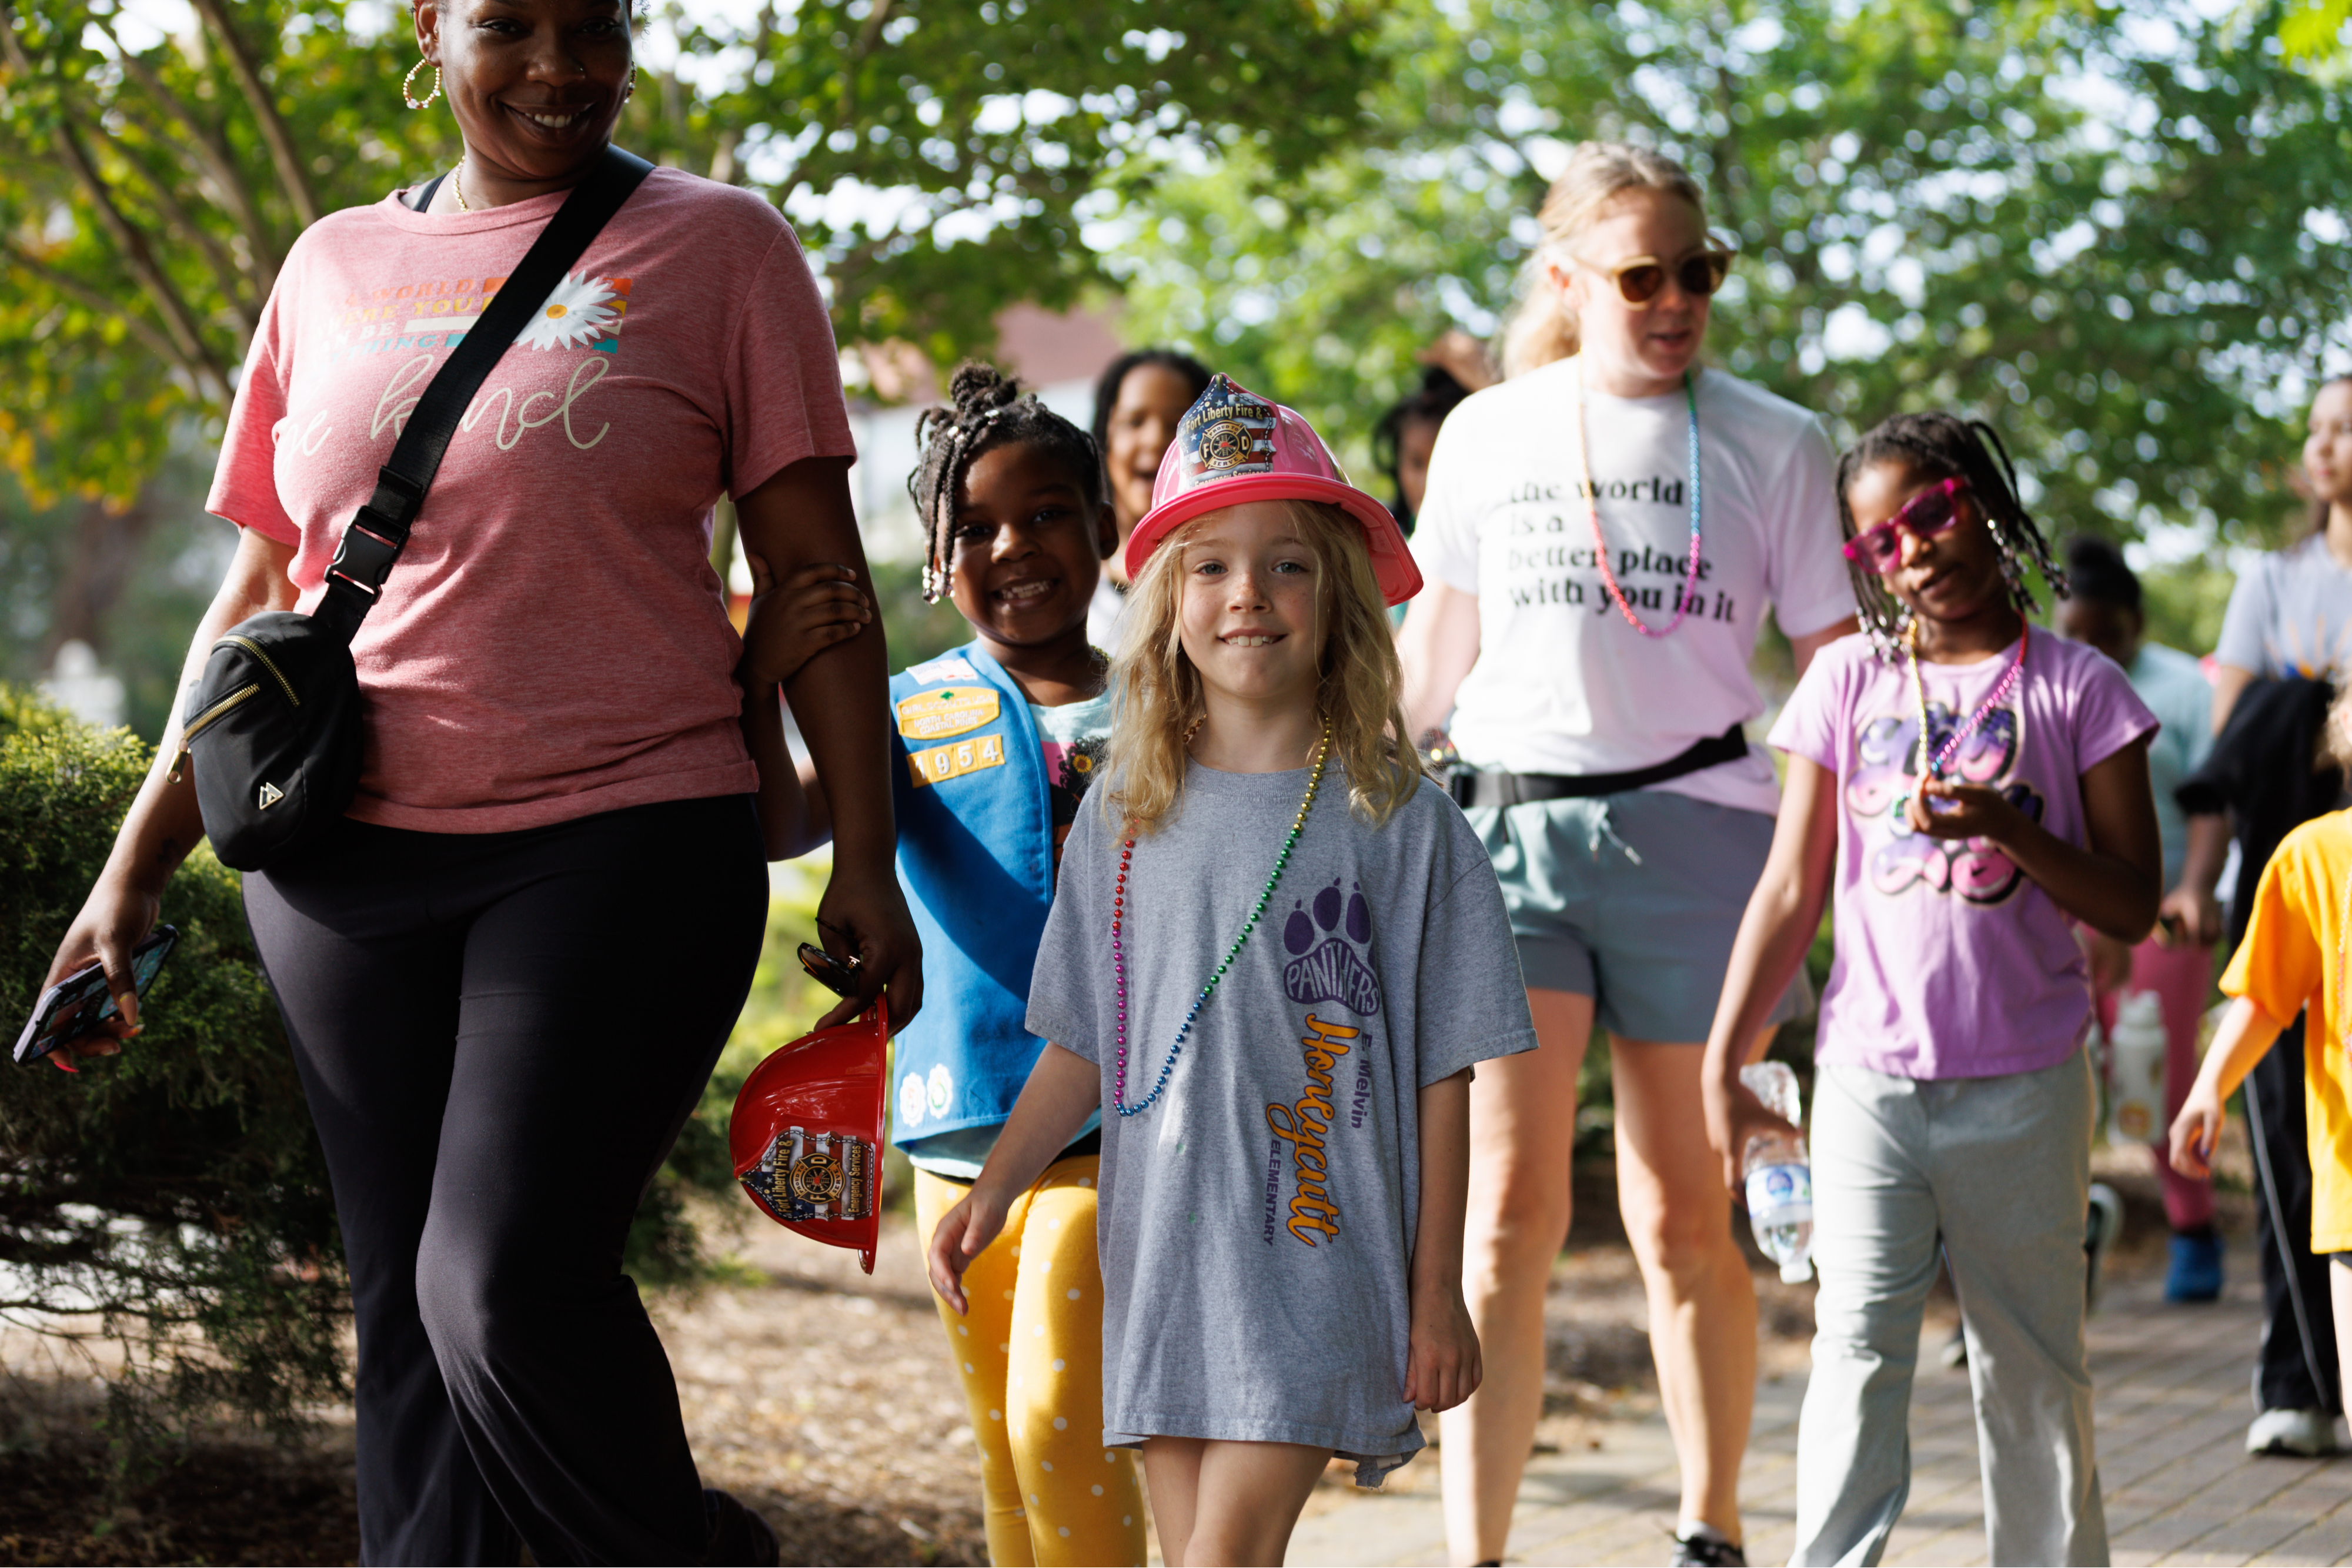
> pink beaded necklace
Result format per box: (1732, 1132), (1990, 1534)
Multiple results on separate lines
(1903, 617), (2028, 800)
(1571, 359), (1706, 638)
(1109, 723), (1331, 1118)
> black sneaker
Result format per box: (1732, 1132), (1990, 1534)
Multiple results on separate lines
(2086, 1182), (2124, 1314)
(1671, 1532), (1748, 1567)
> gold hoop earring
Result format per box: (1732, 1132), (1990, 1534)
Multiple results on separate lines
(402, 58), (442, 109)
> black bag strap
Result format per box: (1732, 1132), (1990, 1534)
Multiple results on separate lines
(318, 145), (654, 639)
(1446, 721), (1750, 808)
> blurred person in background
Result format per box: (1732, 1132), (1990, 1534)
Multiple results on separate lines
(1400, 141), (1857, 1568)
(1087, 348), (1210, 648)
(2056, 536), (2224, 1300)
(2169, 376), (2352, 1457)
(1373, 333), (1497, 537)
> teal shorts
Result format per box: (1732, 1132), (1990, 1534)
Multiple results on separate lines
(1466, 788), (1811, 1044)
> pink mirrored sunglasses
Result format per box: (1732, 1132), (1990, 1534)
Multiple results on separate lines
(1842, 477), (1969, 575)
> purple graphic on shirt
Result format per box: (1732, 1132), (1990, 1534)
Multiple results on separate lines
(1282, 880), (1381, 1015)
(1845, 703), (2043, 906)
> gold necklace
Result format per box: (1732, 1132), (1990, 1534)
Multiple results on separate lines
(453, 156), (471, 212)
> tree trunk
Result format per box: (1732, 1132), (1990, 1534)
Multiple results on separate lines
(42, 494), (159, 664)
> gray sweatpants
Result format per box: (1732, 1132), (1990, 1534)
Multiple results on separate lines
(1790, 1051), (2109, 1567)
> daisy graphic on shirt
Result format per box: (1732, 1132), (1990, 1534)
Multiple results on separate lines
(515, 272), (620, 351)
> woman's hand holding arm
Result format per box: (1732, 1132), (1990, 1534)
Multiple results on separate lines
(41, 527), (299, 1057)
(1702, 755), (1838, 1192)
(924, 1044), (1101, 1313)
(736, 556), (867, 861)
(1909, 738), (2161, 942)
(734, 456), (921, 1029)
(1405, 1067), (1479, 1412)
(2169, 995), (2286, 1179)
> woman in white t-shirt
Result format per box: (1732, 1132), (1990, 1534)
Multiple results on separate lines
(1400, 143), (1856, 1568)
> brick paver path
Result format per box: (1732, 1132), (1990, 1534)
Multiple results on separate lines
(1287, 1267), (2352, 1566)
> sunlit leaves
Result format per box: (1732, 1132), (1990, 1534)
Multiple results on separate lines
(0, 0), (1381, 505)
(1113, 0), (2352, 553)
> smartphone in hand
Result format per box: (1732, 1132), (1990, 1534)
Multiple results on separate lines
(15, 927), (178, 1067)
(797, 941), (861, 999)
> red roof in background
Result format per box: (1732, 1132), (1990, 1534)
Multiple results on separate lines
(992, 302), (1125, 389)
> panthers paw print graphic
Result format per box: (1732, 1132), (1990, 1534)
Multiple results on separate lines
(1281, 880), (1382, 1016)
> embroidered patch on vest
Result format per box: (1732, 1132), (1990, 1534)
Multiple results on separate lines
(904, 653), (980, 686)
(907, 733), (1007, 788)
(896, 686), (1000, 743)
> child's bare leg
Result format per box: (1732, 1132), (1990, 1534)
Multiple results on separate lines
(1142, 1437), (1327, 1566)
(1142, 1437), (1204, 1566)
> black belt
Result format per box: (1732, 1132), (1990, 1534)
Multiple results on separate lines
(1448, 722), (1750, 809)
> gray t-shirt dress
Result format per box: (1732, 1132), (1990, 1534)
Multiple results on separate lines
(1026, 761), (1537, 1482)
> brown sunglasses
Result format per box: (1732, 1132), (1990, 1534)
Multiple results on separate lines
(1570, 245), (1735, 306)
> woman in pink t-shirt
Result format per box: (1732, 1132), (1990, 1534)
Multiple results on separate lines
(35, 2), (919, 1560)
(1700, 412), (2159, 1565)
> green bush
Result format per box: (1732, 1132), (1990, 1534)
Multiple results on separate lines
(0, 686), (822, 1445)
(0, 686), (342, 1447)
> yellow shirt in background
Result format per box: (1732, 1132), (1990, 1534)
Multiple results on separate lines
(2221, 810), (2352, 1253)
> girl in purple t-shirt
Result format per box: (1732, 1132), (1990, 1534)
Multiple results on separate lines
(1698, 412), (2161, 1567)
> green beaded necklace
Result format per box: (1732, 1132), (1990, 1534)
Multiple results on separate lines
(1109, 721), (1331, 1117)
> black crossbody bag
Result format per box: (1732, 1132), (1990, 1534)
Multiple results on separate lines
(173, 147), (653, 872)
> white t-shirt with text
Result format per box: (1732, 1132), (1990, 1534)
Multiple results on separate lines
(1411, 357), (1853, 817)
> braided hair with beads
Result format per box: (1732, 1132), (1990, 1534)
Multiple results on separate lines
(911, 362), (1107, 604)
(1835, 411), (2070, 660)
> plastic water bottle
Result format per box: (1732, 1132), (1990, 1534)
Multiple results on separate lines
(1740, 1060), (1814, 1284)
(2105, 991), (2167, 1147)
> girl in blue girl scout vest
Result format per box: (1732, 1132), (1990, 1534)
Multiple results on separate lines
(791, 362), (1144, 1566)
(927, 376), (1537, 1567)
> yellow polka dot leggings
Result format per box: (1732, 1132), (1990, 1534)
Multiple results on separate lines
(914, 1156), (1146, 1567)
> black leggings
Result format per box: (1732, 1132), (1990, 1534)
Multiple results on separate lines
(244, 795), (767, 1564)
(2247, 1014), (2343, 1415)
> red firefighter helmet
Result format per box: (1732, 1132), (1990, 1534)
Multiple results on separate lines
(729, 1000), (890, 1273)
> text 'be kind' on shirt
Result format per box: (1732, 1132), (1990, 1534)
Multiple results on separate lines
(206, 169), (856, 832)
(1411, 357), (1855, 817)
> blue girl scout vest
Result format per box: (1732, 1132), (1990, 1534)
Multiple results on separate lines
(888, 641), (1060, 1146)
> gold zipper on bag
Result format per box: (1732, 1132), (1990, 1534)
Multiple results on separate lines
(213, 635), (299, 706)
(168, 683), (261, 783)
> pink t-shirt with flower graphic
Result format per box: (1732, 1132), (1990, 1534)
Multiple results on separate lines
(206, 168), (854, 833)
(1768, 631), (2156, 1079)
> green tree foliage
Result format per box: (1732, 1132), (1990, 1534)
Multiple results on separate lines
(0, 0), (1379, 508)
(1112, 1), (2352, 556)
(2280, 0), (2352, 71)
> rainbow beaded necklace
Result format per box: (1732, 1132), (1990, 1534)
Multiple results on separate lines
(1109, 722), (1331, 1118)
(1899, 617), (2028, 813)
(1571, 359), (1705, 638)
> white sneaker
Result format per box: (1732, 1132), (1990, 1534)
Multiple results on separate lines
(2247, 1406), (2343, 1457)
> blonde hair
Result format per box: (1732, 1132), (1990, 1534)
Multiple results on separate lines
(1104, 500), (1423, 835)
(1498, 142), (1710, 379)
